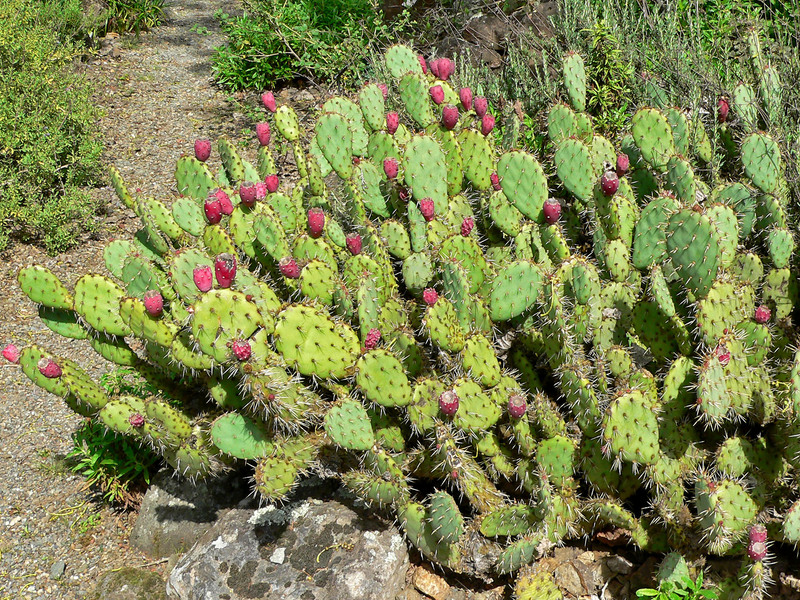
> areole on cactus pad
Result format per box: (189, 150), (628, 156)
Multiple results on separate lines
(7, 40), (800, 597)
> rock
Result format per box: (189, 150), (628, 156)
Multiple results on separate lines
(412, 564), (450, 600)
(554, 561), (586, 598)
(49, 559), (66, 580)
(130, 468), (249, 559)
(293, 90), (316, 104)
(87, 568), (168, 600)
(167, 498), (409, 600)
(463, 14), (510, 50)
(606, 555), (634, 575)
(394, 590), (426, 600)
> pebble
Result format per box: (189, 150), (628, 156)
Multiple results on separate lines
(50, 560), (67, 580)
(606, 555), (634, 575)
(412, 564), (450, 600)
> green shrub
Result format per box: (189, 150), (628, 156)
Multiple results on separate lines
(0, 0), (104, 254)
(212, 0), (413, 90)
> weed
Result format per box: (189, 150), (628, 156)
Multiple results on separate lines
(636, 570), (719, 600)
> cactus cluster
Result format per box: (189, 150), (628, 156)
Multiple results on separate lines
(7, 40), (800, 595)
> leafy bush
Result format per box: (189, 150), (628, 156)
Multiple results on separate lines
(212, 0), (412, 90)
(0, 0), (104, 254)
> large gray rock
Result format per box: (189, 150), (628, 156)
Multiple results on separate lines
(130, 469), (250, 558)
(166, 498), (409, 600)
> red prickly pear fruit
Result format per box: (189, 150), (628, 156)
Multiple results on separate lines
(383, 157), (399, 180)
(386, 111), (400, 135)
(194, 139), (211, 162)
(129, 413), (145, 428)
(422, 288), (438, 306)
(748, 541), (768, 562)
(474, 96), (488, 117)
(490, 172), (502, 191)
(460, 216), (474, 237)
(143, 290), (164, 317)
(232, 339), (252, 361)
(419, 198), (435, 221)
(364, 328), (381, 350)
(438, 389), (459, 416)
(279, 257), (301, 279)
(378, 83), (388, 99)
(398, 188), (410, 202)
(481, 113), (495, 136)
(437, 58), (455, 81)
(441, 105), (459, 130)
(214, 188), (234, 215)
(2, 343), (20, 364)
(239, 181), (257, 207)
(37, 357), (62, 378)
(755, 305), (771, 323)
(418, 55), (427, 74)
(256, 122), (271, 146)
(718, 97), (730, 123)
(749, 524), (768, 544)
(429, 85), (445, 105)
(308, 208), (325, 238)
(204, 196), (223, 224)
(193, 265), (213, 292)
(214, 253), (237, 288)
(600, 170), (620, 196)
(508, 393), (527, 418)
(429, 58), (441, 79)
(459, 87), (473, 111)
(346, 233), (362, 256)
(715, 343), (731, 366)
(543, 198), (562, 225)
(615, 153), (630, 177)
(265, 174), (279, 193)
(261, 91), (277, 112)
(255, 182), (268, 200)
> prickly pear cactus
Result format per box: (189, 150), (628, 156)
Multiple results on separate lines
(7, 39), (800, 594)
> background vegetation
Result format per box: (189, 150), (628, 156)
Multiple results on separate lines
(212, 0), (413, 90)
(0, 0), (164, 255)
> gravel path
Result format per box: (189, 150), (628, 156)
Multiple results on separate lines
(0, 1), (252, 597)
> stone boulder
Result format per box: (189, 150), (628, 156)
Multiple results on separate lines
(166, 498), (409, 600)
(130, 468), (250, 559)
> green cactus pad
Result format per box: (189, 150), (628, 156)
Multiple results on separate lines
(666, 208), (719, 299)
(631, 108), (675, 171)
(554, 138), (594, 202)
(315, 112), (354, 179)
(458, 129), (493, 190)
(497, 151), (548, 221)
(73, 274), (131, 337)
(602, 390), (660, 466)
(324, 399), (375, 451)
(403, 135), (448, 213)
(210, 412), (274, 459)
(274, 304), (359, 379)
(356, 349), (412, 407)
(18, 265), (73, 311)
(742, 133), (781, 194)
(191, 289), (266, 363)
(562, 51), (586, 112)
(399, 72), (435, 128)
